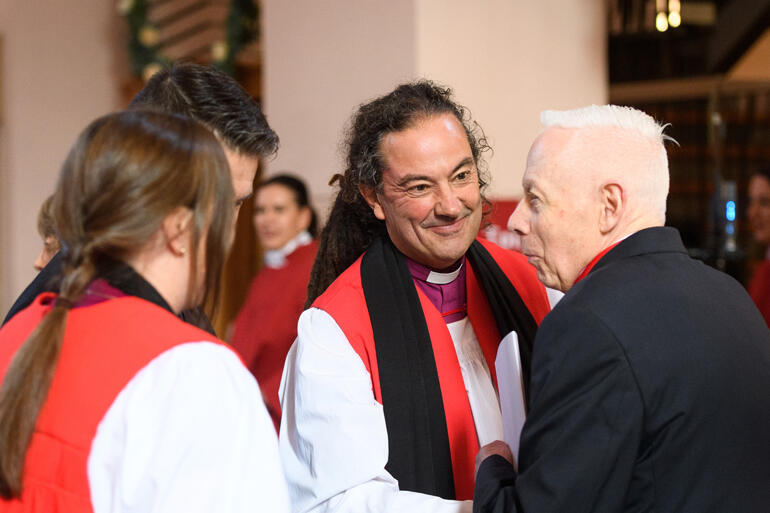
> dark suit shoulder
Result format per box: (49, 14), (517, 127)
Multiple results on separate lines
(2, 252), (63, 326)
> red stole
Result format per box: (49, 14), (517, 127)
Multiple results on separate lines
(314, 238), (549, 500)
(0, 294), (221, 512)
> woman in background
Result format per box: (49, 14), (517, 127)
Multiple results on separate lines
(0, 111), (289, 512)
(230, 174), (318, 431)
(747, 166), (770, 327)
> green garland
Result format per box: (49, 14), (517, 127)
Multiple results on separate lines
(119, 0), (259, 79)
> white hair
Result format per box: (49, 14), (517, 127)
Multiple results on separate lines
(541, 104), (672, 223)
(541, 104), (671, 140)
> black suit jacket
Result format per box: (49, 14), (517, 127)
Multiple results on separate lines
(2, 252), (64, 326)
(475, 227), (770, 513)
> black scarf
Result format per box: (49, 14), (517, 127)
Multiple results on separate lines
(1, 253), (215, 334)
(85, 258), (216, 334)
(100, 262), (175, 313)
(360, 237), (538, 499)
(102, 262), (216, 335)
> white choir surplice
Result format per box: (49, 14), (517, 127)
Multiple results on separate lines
(279, 286), (505, 513)
(88, 342), (290, 513)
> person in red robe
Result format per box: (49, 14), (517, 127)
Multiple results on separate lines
(747, 167), (770, 327)
(0, 111), (289, 512)
(230, 174), (318, 431)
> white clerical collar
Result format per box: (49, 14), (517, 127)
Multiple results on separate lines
(264, 231), (312, 269)
(426, 261), (464, 285)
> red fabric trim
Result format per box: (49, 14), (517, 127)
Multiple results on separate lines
(313, 257), (382, 402)
(0, 293), (222, 512)
(466, 239), (550, 409)
(473, 238), (551, 323)
(416, 289), (478, 500)
(441, 306), (466, 318)
(466, 262), (503, 390)
(573, 241), (622, 285)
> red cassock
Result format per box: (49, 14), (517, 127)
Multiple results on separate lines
(230, 241), (318, 430)
(0, 294), (220, 513)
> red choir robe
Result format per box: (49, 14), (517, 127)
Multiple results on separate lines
(231, 240), (318, 430)
(0, 293), (221, 512)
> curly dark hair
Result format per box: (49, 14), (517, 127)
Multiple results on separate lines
(129, 62), (279, 158)
(306, 80), (491, 305)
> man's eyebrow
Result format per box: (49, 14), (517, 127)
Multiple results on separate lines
(394, 157), (475, 187)
(396, 174), (433, 187)
(452, 157), (475, 174)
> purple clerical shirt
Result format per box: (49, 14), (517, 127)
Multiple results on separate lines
(406, 257), (467, 324)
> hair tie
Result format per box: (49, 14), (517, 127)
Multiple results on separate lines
(55, 296), (74, 309)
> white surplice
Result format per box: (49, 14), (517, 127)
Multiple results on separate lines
(88, 342), (290, 513)
(279, 304), (504, 513)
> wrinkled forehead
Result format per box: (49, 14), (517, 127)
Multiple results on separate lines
(523, 128), (577, 189)
(379, 113), (472, 177)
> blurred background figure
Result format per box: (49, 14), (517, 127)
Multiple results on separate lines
(747, 167), (770, 326)
(33, 195), (60, 272)
(230, 174), (318, 431)
(0, 111), (289, 512)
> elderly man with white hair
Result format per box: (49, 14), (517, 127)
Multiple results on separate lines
(473, 105), (770, 513)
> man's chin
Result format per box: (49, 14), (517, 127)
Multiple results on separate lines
(535, 269), (557, 289)
(424, 246), (470, 271)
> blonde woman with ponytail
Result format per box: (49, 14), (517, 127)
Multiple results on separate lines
(0, 111), (289, 513)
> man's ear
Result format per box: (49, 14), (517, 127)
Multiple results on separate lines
(298, 206), (312, 232)
(162, 207), (193, 256)
(599, 182), (623, 234)
(358, 184), (386, 221)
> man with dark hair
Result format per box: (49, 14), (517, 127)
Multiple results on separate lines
(3, 63), (278, 329)
(130, 63), (278, 210)
(279, 81), (551, 513)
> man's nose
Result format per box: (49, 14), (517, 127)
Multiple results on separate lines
(507, 201), (529, 235)
(435, 185), (462, 217)
(33, 250), (45, 272)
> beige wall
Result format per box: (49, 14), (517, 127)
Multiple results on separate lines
(0, 1), (122, 313)
(262, 0), (417, 211)
(415, 0), (607, 198)
(262, 0), (607, 214)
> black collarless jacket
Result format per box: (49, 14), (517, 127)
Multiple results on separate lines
(475, 227), (770, 513)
